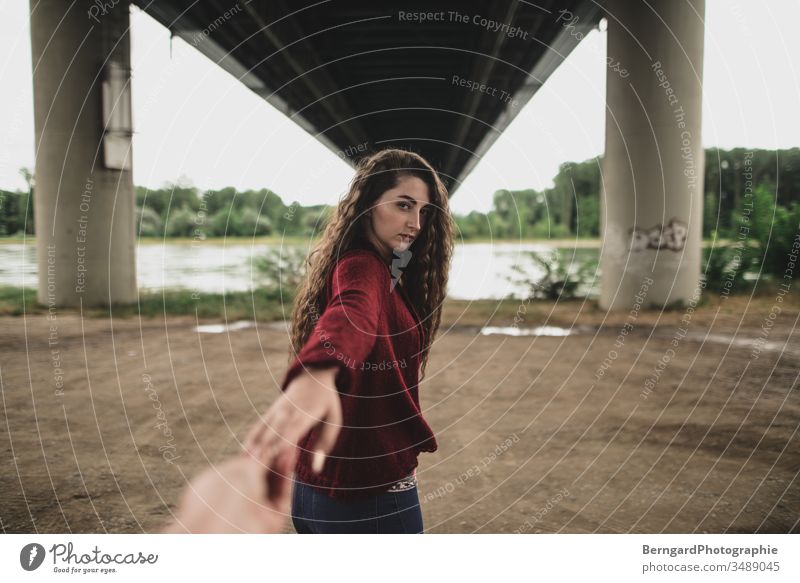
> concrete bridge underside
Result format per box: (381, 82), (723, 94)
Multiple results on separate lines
(29, 0), (704, 309)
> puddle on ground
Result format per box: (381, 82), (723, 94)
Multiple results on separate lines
(193, 321), (257, 334)
(479, 325), (595, 337)
(192, 320), (289, 334)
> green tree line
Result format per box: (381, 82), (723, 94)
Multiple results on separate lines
(134, 184), (332, 237)
(456, 147), (800, 240)
(2, 147), (798, 239)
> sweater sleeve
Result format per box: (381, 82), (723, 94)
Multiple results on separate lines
(279, 250), (390, 396)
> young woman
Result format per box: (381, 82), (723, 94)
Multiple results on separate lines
(244, 148), (453, 533)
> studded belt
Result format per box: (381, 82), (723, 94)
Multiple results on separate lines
(386, 469), (417, 492)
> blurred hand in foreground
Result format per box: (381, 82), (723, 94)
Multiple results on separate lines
(161, 447), (295, 534)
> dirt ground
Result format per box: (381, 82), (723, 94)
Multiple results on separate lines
(1, 294), (798, 534)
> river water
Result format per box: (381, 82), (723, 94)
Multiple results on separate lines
(0, 241), (600, 300)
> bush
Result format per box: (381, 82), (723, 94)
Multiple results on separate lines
(164, 207), (197, 237)
(136, 206), (163, 237)
(702, 244), (754, 295)
(239, 207), (272, 236)
(0, 189), (34, 236)
(729, 183), (800, 280)
(207, 207), (244, 237)
(253, 246), (308, 294)
(508, 248), (597, 300)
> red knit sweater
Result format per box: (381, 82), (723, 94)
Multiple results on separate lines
(280, 239), (438, 499)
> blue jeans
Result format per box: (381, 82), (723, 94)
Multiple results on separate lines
(291, 479), (424, 534)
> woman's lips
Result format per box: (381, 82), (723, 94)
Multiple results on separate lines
(399, 234), (413, 243)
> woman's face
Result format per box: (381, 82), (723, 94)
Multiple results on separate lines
(365, 174), (432, 262)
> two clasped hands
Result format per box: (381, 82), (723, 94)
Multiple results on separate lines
(162, 365), (341, 534)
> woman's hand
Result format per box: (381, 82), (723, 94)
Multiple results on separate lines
(243, 365), (343, 502)
(161, 449), (294, 534)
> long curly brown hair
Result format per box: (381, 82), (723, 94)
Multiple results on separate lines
(288, 148), (454, 381)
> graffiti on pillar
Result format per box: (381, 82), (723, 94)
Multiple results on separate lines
(630, 218), (688, 252)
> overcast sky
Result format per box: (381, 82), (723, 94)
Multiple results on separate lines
(1, 0), (799, 214)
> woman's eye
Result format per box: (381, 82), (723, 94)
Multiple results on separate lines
(397, 201), (431, 215)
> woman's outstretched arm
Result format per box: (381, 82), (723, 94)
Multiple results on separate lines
(243, 251), (392, 500)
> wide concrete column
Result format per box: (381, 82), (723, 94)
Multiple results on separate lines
(600, 0), (705, 310)
(30, 0), (136, 307)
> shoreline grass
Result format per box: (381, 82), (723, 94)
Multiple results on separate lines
(2, 282), (793, 324)
(0, 285), (597, 324)
(0, 286), (294, 320)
